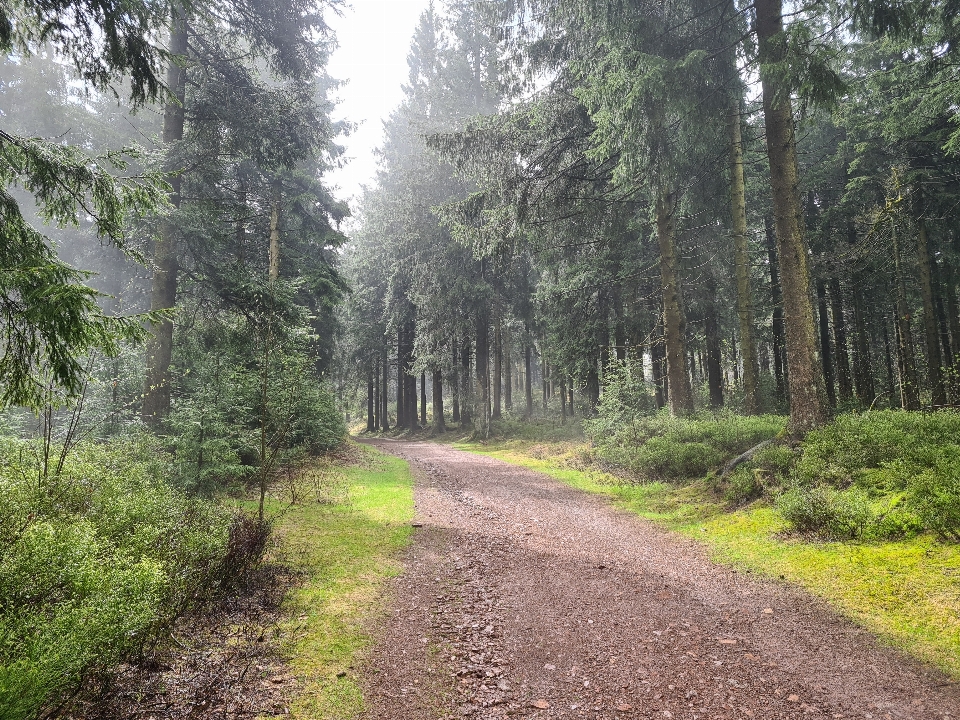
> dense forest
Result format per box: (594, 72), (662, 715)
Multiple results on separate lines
(3, 0), (960, 717)
(342, 0), (960, 437)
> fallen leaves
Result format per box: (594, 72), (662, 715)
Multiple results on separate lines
(532, 699), (551, 708)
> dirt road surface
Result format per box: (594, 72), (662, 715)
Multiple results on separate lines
(359, 440), (959, 720)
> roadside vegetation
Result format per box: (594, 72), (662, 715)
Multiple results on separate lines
(437, 405), (960, 678)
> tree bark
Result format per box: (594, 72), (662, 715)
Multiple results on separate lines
(421, 370), (427, 426)
(381, 345), (390, 431)
(704, 268), (724, 409)
(493, 320), (502, 420)
(475, 309), (490, 438)
(829, 278), (854, 403)
(728, 102), (759, 414)
(893, 224), (921, 410)
(366, 366), (375, 432)
(851, 278), (875, 404)
(816, 279), (836, 407)
(504, 339), (513, 412)
(461, 336), (472, 425)
(915, 211), (946, 407)
(268, 180), (281, 282)
(656, 190), (694, 414)
(524, 343), (533, 419)
(652, 312), (667, 409)
(764, 216), (787, 403)
(452, 337), (461, 423)
(143, 9), (188, 423)
(397, 329), (405, 428)
(756, 0), (829, 433)
(432, 368), (445, 434)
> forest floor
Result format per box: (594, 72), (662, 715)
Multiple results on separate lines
(359, 439), (960, 720)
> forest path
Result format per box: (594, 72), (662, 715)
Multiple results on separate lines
(359, 440), (958, 720)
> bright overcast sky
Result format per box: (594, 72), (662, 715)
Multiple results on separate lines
(326, 0), (432, 208)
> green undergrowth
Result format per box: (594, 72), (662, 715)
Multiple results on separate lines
(272, 442), (414, 719)
(451, 430), (960, 679)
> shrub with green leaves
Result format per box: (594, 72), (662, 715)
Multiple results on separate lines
(0, 435), (240, 720)
(585, 407), (786, 481)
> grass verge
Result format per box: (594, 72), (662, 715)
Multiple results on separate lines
(269, 443), (414, 719)
(452, 437), (960, 679)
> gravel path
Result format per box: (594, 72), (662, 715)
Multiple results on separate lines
(359, 440), (959, 720)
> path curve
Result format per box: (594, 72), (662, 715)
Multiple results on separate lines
(359, 440), (959, 720)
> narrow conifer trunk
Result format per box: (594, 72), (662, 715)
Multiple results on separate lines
(765, 217), (787, 402)
(420, 371), (427, 426)
(452, 338), (460, 423)
(381, 345), (390, 431)
(756, 0), (829, 432)
(728, 103), (759, 413)
(704, 269), (724, 408)
(817, 280), (836, 407)
(524, 344), (533, 419)
(830, 278), (854, 403)
(268, 180), (281, 281)
(493, 321), (502, 419)
(461, 337), (472, 425)
(883, 321), (896, 407)
(366, 366), (374, 432)
(374, 357), (380, 429)
(504, 340), (513, 411)
(893, 226), (921, 410)
(143, 9), (188, 423)
(432, 368), (445, 433)
(656, 191), (693, 414)
(652, 313), (667, 409)
(560, 377), (567, 422)
(851, 279), (876, 404)
(916, 211), (946, 407)
(475, 310), (490, 438)
(397, 329), (405, 428)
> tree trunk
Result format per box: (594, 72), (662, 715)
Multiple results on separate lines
(829, 278), (854, 403)
(851, 278), (875, 404)
(765, 216), (788, 403)
(475, 309), (490, 438)
(421, 370), (427, 426)
(652, 313), (667, 410)
(883, 321), (896, 408)
(816, 279), (837, 407)
(461, 336), (472, 425)
(560, 377), (567, 423)
(381, 345), (390, 431)
(728, 102), (759, 414)
(142, 9), (188, 424)
(916, 211), (946, 407)
(504, 339), (513, 412)
(493, 321), (502, 419)
(524, 343), (533, 419)
(374, 356), (380, 430)
(756, 0), (829, 433)
(893, 224), (921, 410)
(452, 337), (460, 423)
(366, 366), (375, 432)
(704, 269), (724, 409)
(432, 368), (445, 434)
(656, 190), (694, 414)
(397, 329), (405, 428)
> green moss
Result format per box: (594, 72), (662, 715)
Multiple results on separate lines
(272, 445), (414, 719)
(455, 438), (960, 679)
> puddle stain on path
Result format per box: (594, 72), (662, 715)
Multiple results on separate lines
(359, 441), (959, 720)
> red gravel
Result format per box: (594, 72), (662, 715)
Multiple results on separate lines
(359, 440), (959, 720)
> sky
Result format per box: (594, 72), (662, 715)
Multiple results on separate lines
(325, 0), (432, 209)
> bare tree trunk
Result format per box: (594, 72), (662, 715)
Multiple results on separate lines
(830, 278), (854, 403)
(493, 321), (502, 419)
(143, 8), (188, 424)
(397, 329), (405, 428)
(817, 279), (837, 407)
(851, 278), (875, 404)
(452, 337), (460, 423)
(374, 356), (380, 430)
(656, 190), (693, 414)
(765, 216), (788, 403)
(432, 368), (445, 434)
(504, 338), (513, 412)
(524, 343), (533, 419)
(461, 336), (472, 425)
(883, 321), (896, 408)
(916, 210), (946, 407)
(421, 370), (427, 426)
(652, 313), (667, 409)
(729, 103), (759, 413)
(475, 309), (490, 438)
(366, 366), (374, 432)
(704, 268), (724, 409)
(893, 225), (921, 410)
(381, 345), (390, 431)
(756, 0), (829, 433)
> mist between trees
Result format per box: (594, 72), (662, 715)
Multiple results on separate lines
(341, 0), (960, 439)
(3, 0), (960, 716)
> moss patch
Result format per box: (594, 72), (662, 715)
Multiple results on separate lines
(454, 438), (960, 679)
(272, 444), (414, 719)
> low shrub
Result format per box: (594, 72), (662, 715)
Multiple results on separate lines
(585, 409), (786, 481)
(776, 485), (875, 540)
(0, 435), (250, 720)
